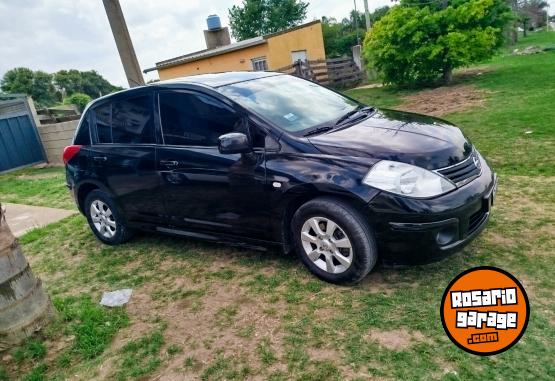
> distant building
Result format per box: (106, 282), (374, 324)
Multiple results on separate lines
(144, 17), (326, 80)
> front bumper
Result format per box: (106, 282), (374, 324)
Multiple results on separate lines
(365, 156), (497, 266)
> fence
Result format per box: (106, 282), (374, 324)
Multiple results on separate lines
(0, 95), (46, 173)
(37, 120), (79, 165)
(276, 57), (364, 88)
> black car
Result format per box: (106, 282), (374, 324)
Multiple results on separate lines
(64, 72), (497, 284)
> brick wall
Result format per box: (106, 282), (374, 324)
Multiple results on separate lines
(37, 120), (79, 165)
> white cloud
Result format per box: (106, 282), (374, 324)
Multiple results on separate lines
(2, 0), (550, 88)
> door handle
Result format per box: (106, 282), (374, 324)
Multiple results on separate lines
(93, 156), (107, 162)
(160, 160), (179, 167)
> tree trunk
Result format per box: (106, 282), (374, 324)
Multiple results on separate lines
(0, 204), (52, 351)
(442, 65), (453, 85)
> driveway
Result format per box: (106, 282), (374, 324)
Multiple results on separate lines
(2, 202), (76, 237)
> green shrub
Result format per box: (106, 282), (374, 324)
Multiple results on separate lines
(63, 92), (91, 112)
(363, 0), (512, 87)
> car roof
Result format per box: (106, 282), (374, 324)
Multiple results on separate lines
(154, 71), (283, 88)
(86, 71), (283, 108)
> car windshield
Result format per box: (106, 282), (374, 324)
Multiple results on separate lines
(218, 75), (359, 133)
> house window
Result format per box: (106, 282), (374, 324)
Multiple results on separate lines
(251, 57), (268, 71)
(291, 50), (308, 63)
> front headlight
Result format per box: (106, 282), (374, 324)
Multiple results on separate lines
(363, 160), (455, 198)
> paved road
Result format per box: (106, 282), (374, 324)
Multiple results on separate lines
(2, 203), (76, 237)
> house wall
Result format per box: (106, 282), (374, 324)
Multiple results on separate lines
(157, 44), (269, 79)
(156, 21), (326, 79)
(37, 120), (79, 165)
(266, 22), (326, 70)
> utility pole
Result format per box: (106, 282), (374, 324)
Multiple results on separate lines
(353, 0), (360, 45)
(363, 0), (371, 30)
(102, 0), (145, 87)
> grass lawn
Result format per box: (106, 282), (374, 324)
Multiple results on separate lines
(1, 32), (554, 380)
(0, 166), (74, 210)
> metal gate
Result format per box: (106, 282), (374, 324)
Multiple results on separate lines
(0, 96), (46, 173)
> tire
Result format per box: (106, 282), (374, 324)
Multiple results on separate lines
(291, 197), (378, 284)
(84, 190), (134, 245)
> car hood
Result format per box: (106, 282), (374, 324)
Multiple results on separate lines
(308, 109), (473, 170)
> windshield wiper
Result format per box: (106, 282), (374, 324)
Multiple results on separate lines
(303, 126), (334, 137)
(335, 105), (375, 126)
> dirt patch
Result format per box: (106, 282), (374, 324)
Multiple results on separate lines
(397, 84), (488, 117)
(358, 271), (419, 296)
(149, 282), (286, 379)
(365, 328), (431, 350)
(454, 67), (492, 82)
(485, 232), (517, 247)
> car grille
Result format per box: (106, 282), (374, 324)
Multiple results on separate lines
(468, 209), (488, 234)
(436, 151), (481, 186)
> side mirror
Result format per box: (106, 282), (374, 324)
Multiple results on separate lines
(218, 133), (251, 154)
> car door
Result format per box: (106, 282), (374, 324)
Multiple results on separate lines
(89, 90), (165, 223)
(156, 89), (271, 239)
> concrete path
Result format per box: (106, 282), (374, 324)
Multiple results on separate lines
(3, 203), (76, 237)
(353, 83), (383, 90)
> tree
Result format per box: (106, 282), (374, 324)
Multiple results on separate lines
(0, 68), (56, 107)
(0, 204), (53, 350)
(363, 0), (512, 86)
(54, 70), (122, 99)
(322, 8), (390, 58)
(228, 0), (309, 41)
(1, 68), (121, 108)
(516, 0), (549, 36)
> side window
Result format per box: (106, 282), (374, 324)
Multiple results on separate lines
(92, 94), (155, 144)
(94, 103), (112, 143)
(74, 112), (91, 145)
(159, 92), (240, 147)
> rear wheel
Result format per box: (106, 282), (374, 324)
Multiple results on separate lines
(292, 197), (377, 284)
(84, 190), (133, 245)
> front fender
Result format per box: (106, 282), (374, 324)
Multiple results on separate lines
(265, 152), (381, 243)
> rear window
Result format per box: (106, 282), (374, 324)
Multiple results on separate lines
(91, 94), (155, 144)
(74, 113), (91, 145)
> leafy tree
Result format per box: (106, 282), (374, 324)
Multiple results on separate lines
(1, 67), (121, 108)
(53, 69), (82, 96)
(63, 92), (92, 112)
(363, 0), (512, 86)
(0, 67), (56, 107)
(228, 0), (309, 41)
(54, 69), (122, 99)
(322, 8), (390, 58)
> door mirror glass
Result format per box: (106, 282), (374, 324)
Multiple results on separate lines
(218, 133), (251, 154)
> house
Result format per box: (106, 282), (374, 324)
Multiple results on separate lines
(144, 17), (326, 80)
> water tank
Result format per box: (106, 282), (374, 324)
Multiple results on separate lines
(206, 15), (222, 30)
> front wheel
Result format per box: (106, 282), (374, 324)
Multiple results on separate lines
(291, 197), (378, 284)
(84, 190), (134, 245)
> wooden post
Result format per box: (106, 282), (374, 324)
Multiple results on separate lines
(0, 204), (53, 351)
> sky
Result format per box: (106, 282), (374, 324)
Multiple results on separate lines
(1, 0), (553, 88)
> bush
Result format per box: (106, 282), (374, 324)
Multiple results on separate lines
(363, 0), (512, 87)
(63, 92), (91, 112)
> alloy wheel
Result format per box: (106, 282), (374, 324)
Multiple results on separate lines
(90, 200), (117, 239)
(300, 216), (353, 274)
